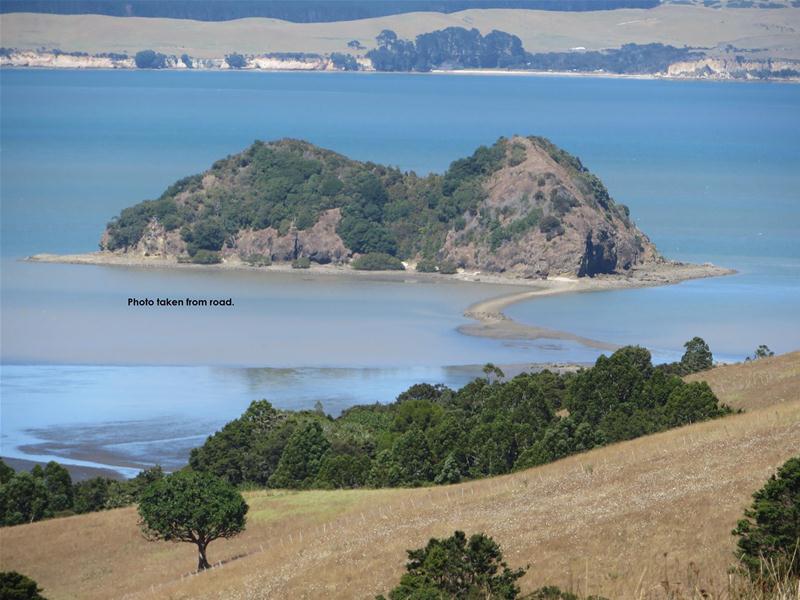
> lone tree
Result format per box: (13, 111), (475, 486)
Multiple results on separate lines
(733, 456), (800, 579)
(680, 336), (713, 374)
(137, 471), (248, 571)
(482, 363), (505, 384)
(750, 344), (775, 360)
(377, 530), (526, 599)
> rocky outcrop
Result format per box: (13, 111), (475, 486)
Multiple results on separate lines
(667, 57), (800, 80)
(0, 49), (134, 69)
(439, 136), (659, 277)
(0, 48), (371, 72)
(231, 209), (350, 264)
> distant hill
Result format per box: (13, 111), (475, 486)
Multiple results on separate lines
(0, 0), (660, 22)
(1, 351), (797, 599)
(101, 136), (660, 277)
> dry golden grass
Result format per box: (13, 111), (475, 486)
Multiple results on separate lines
(2, 353), (798, 599)
(686, 351), (800, 412)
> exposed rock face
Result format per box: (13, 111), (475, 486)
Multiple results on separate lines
(230, 209), (349, 264)
(667, 57), (800, 80)
(121, 221), (185, 257)
(439, 137), (659, 277)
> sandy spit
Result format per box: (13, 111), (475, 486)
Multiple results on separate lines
(25, 252), (735, 349)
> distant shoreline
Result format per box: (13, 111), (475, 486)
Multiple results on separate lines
(25, 252), (736, 349)
(1, 65), (797, 83)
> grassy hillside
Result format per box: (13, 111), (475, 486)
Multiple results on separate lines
(1, 352), (798, 599)
(686, 350), (800, 411)
(2, 5), (799, 59)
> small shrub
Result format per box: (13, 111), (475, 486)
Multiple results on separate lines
(437, 260), (458, 275)
(415, 259), (437, 273)
(508, 142), (527, 167)
(291, 256), (311, 269)
(191, 250), (222, 265)
(539, 215), (564, 239)
(351, 253), (404, 271)
(377, 531), (526, 599)
(0, 571), (47, 599)
(733, 455), (800, 579)
(244, 253), (271, 267)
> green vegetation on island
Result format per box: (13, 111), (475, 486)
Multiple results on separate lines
(102, 135), (653, 277)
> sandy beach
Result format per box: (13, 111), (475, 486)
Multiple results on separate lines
(25, 252), (735, 350)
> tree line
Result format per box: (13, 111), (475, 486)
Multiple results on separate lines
(367, 28), (703, 73)
(189, 339), (730, 491)
(0, 460), (163, 526)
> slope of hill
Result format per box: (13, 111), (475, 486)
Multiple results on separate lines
(2, 352), (797, 599)
(0, 0), (662, 22)
(2, 5), (799, 59)
(686, 350), (800, 411)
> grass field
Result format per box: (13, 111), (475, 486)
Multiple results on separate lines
(1, 352), (798, 599)
(2, 5), (799, 59)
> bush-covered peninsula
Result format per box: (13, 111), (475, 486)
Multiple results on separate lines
(101, 136), (660, 277)
(189, 344), (731, 490)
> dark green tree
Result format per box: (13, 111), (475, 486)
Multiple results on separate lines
(268, 421), (330, 489)
(73, 477), (110, 514)
(733, 456), (800, 578)
(378, 530), (526, 599)
(0, 571), (48, 600)
(680, 336), (713, 374)
(482, 363), (505, 384)
(138, 471), (248, 571)
(315, 453), (371, 489)
(0, 473), (50, 525)
(663, 381), (729, 427)
(751, 345), (775, 360)
(0, 460), (14, 485)
(42, 462), (73, 512)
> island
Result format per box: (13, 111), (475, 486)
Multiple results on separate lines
(28, 136), (733, 346)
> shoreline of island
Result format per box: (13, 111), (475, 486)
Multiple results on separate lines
(25, 252), (736, 350)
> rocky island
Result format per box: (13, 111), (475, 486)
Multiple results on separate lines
(57, 136), (666, 277)
(29, 136), (732, 344)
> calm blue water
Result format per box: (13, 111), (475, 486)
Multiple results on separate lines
(1, 70), (798, 473)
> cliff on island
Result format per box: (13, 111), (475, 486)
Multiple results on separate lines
(95, 136), (666, 278)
